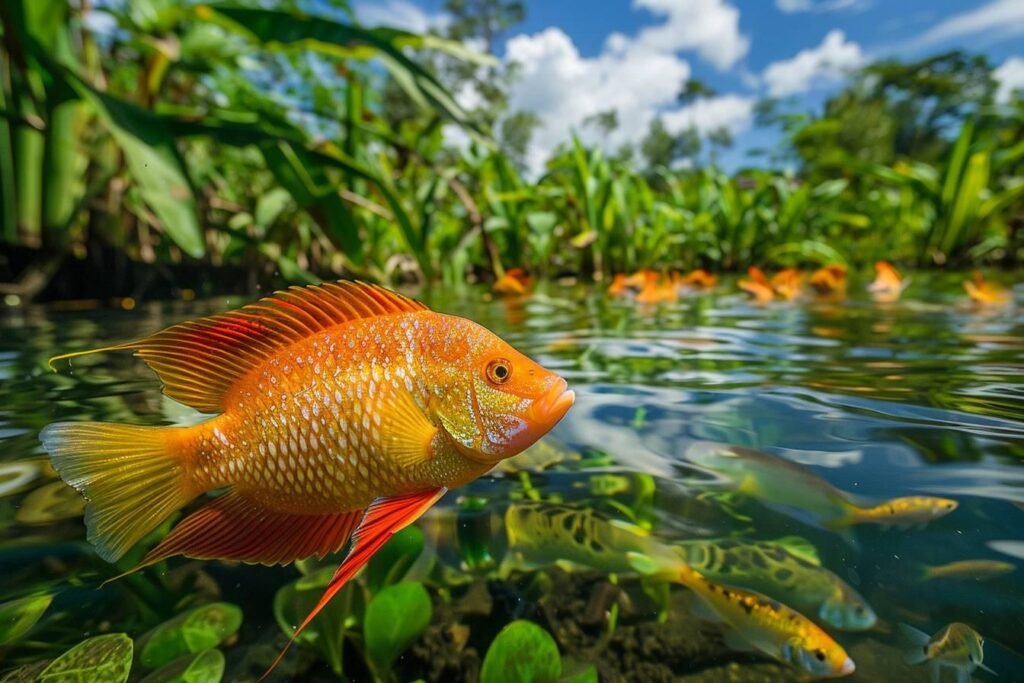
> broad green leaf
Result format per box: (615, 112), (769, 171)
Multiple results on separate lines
(274, 567), (365, 676)
(38, 633), (133, 683)
(137, 603), (242, 670)
(138, 649), (225, 683)
(363, 582), (432, 673)
(0, 594), (53, 646)
(254, 187), (292, 228)
(366, 526), (426, 593)
(480, 620), (562, 683)
(941, 151), (989, 256)
(15, 481), (85, 524)
(68, 79), (204, 258)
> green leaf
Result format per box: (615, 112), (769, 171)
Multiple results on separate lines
(366, 526), (426, 593)
(138, 649), (225, 683)
(363, 581), (432, 673)
(38, 633), (133, 683)
(137, 603), (242, 670)
(0, 594), (53, 646)
(480, 620), (562, 683)
(274, 567), (365, 676)
(254, 187), (292, 229)
(67, 79), (205, 258)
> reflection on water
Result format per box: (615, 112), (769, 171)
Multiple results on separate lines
(1, 274), (1023, 681)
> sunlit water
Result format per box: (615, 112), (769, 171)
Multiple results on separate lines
(1, 274), (1022, 681)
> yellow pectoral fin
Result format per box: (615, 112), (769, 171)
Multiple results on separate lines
(382, 389), (439, 469)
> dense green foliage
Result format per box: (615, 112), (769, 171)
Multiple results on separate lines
(0, 0), (1022, 301)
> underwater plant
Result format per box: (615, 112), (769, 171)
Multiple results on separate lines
(480, 620), (597, 683)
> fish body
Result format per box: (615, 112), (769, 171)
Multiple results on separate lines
(629, 552), (855, 678)
(964, 271), (1011, 306)
(835, 496), (958, 529)
(687, 444), (957, 530)
(739, 267), (774, 304)
(868, 261), (905, 302)
(607, 274), (629, 297)
(676, 539), (876, 630)
(920, 559), (1014, 582)
(809, 265), (848, 300)
(680, 269), (718, 290)
(770, 268), (804, 300)
(493, 268), (532, 296)
(502, 504), (648, 574)
(41, 282), (573, 672)
(900, 622), (992, 681)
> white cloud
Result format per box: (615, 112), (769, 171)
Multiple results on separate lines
(506, 27), (694, 174)
(354, 0), (449, 33)
(906, 0), (1024, 51)
(634, 0), (750, 70)
(995, 57), (1024, 103)
(776, 0), (871, 13)
(662, 94), (756, 136)
(762, 29), (863, 97)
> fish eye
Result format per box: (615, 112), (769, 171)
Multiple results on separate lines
(486, 359), (512, 385)
(814, 650), (826, 662)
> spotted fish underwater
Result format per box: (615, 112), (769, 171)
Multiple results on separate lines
(40, 281), (574, 670)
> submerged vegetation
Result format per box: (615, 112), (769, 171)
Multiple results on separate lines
(1, 1), (1023, 303)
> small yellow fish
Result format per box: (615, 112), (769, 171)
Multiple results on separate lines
(900, 622), (993, 681)
(829, 496), (958, 529)
(739, 266), (774, 304)
(964, 271), (1011, 306)
(868, 261), (906, 302)
(920, 559), (1015, 582)
(630, 552), (855, 678)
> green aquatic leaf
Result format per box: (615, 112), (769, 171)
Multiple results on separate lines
(363, 581), (432, 674)
(366, 525), (426, 593)
(138, 649), (225, 683)
(15, 481), (85, 524)
(0, 594), (53, 646)
(38, 633), (133, 683)
(274, 567), (365, 676)
(138, 603), (242, 670)
(480, 620), (561, 683)
(0, 460), (44, 498)
(0, 661), (48, 682)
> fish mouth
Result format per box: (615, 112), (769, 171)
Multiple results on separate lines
(530, 377), (575, 427)
(837, 656), (856, 677)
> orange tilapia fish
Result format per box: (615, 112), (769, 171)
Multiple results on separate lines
(680, 269), (718, 290)
(809, 265), (848, 300)
(739, 266), (774, 304)
(964, 271), (1011, 306)
(868, 261), (905, 302)
(770, 268), (804, 301)
(40, 281), (574, 672)
(493, 268), (532, 296)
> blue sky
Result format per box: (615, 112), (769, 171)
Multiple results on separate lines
(356, 0), (1024, 173)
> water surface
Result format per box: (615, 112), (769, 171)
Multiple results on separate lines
(1, 274), (1022, 681)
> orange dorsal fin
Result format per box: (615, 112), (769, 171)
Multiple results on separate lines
(261, 487), (447, 681)
(133, 491), (363, 570)
(48, 281), (428, 413)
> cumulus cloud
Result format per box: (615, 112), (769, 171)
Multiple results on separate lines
(762, 29), (863, 97)
(662, 94), (756, 136)
(354, 0), (449, 33)
(634, 0), (749, 71)
(905, 0), (1024, 51)
(995, 57), (1024, 103)
(506, 28), (693, 174)
(775, 0), (871, 13)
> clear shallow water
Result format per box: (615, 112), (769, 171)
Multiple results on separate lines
(1, 274), (1023, 681)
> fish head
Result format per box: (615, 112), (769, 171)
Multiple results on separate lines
(819, 590), (877, 631)
(894, 496), (958, 523)
(786, 635), (855, 678)
(433, 318), (574, 463)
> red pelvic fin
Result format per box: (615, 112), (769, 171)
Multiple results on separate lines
(137, 491), (363, 568)
(260, 487), (447, 680)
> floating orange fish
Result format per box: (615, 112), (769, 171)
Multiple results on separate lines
(809, 265), (848, 300)
(680, 269), (718, 290)
(636, 274), (678, 304)
(770, 268), (804, 301)
(623, 269), (659, 291)
(964, 272), (1011, 306)
(41, 281), (574, 673)
(607, 273), (629, 297)
(739, 267), (774, 304)
(868, 261), (905, 302)
(493, 268), (532, 296)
